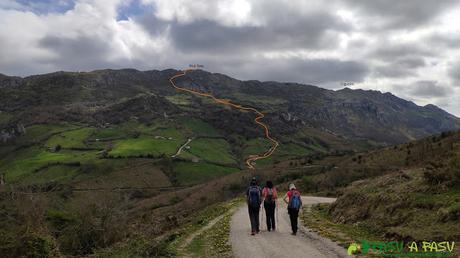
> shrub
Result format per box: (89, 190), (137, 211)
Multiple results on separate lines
(300, 176), (317, 192)
(21, 233), (58, 258)
(46, 209), (76, 231)
(59, 204), (128, 255)
(169, 196), (182, 205)
(423, 167), (454, 186)
(80, 162), (97, 174)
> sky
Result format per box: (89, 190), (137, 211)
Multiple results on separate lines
(1, 0), (460, 116)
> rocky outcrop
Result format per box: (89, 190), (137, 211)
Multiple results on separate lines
(0, 74), (23, 88)
(0, 124), (26, 143)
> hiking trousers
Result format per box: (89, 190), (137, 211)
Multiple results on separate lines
(248, 205), (260, 233)
(264, 202), (276, 231)
(288, 208), (299, 233)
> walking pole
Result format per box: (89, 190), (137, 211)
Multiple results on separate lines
(276, 200), (279, 224)
(261, 203), (265, 230)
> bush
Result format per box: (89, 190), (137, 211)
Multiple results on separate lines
(20, 233), (58, 258)
(80, 162), (97, 174)
(227, 182), (242, 193)
(58, 204), (128, 255)
(300, 176), (317, 192)
(46, 209), (76, 231)
(423, 167), (454, 186)
(169, 196), (182, 205)
(80, 161), (113, 174)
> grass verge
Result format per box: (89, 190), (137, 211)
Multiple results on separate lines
(300, 203), (384, 249)
(170, 198), (242, 257)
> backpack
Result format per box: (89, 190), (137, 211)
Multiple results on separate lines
(264, 187), (275, 204)
(248, 186), (261, 208)
(288, 190), (302, 210)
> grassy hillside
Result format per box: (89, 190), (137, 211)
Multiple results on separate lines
(288, 131), (460, 254)
(330, 170), (460, 241)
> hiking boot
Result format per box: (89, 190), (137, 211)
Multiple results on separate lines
(291, 232), (297, 236)
(251, 231), (256, 236)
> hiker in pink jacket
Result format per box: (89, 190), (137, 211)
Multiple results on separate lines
(261, 181), (277, 231)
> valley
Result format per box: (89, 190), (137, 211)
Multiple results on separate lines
(0, 68), (459, 257)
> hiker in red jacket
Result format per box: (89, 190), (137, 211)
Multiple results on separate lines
(261, 180), (277, 231)
(283, 183), (302, 235)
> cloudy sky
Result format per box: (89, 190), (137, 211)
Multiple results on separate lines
(1, 0), (460, 115)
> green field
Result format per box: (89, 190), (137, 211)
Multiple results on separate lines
(152, 127), (184, 139)
(90, 120), (169, 140)
(109, 136), (184, 157)
(174, 161), (239, 185)
(275, 143), (312, 157)
(166, 94), (192, 106)
(0, 147), (98, 182)
(19, 165), (81, 184)
(16, 124), (80, 144)
(187, 138), (236, 165)
(241, 139), (313, 166)
(179, 117), (221, 137)
(46, 127), (95, 148)
(0, 120), (298, 185)
(242, 138), (273, 157)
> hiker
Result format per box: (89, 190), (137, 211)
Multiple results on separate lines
(261, 180), (277, 231)
(283, 183), (302, 235)
(246, 177), (262, 235)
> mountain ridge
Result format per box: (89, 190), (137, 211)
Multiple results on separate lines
(1, 68), (459, 145)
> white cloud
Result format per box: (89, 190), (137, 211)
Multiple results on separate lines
(0, 0), (170, 74)
(143, 0), (260, 26)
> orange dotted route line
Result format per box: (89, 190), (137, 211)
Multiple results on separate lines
(169, 68), (279, 169)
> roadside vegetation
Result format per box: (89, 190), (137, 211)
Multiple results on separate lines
(296, 131), (460, 256)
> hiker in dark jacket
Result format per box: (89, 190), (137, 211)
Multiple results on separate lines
(261, 180), (277, 231)
(283, 183), (302, 235)
(246, 177), (262, 235)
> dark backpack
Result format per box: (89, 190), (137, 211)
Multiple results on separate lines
(264, 187), (275, 204)
(288, 190), (302, 210)
(248, 186), (261, 208)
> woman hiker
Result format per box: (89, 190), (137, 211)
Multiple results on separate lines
(261, 180), (277, 231)
(283, 183), (302, 235)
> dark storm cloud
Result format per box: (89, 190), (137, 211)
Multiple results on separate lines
(38, 34), (127, 71)
(397, 57), (426, 69)
(429, 33), (460, 49)
(369, 43), (429, 79)
(372, 56), (426, 79)
(343, 0), (458, 29)
(133, 13), (169, 36)
(373, 65), (415, 79)
(448, 62), (460, 86)
(164, 10), (350, 53)
(408, 80), (452, 97)
(224, 57), (369, 88)
(371, 43), (433, 61)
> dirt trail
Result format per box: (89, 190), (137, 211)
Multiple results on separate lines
(172, 138), (193, 158)
(169, 69), (279, 169)
(179, 213), (226, 252)
(230, 196), (348, 258)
